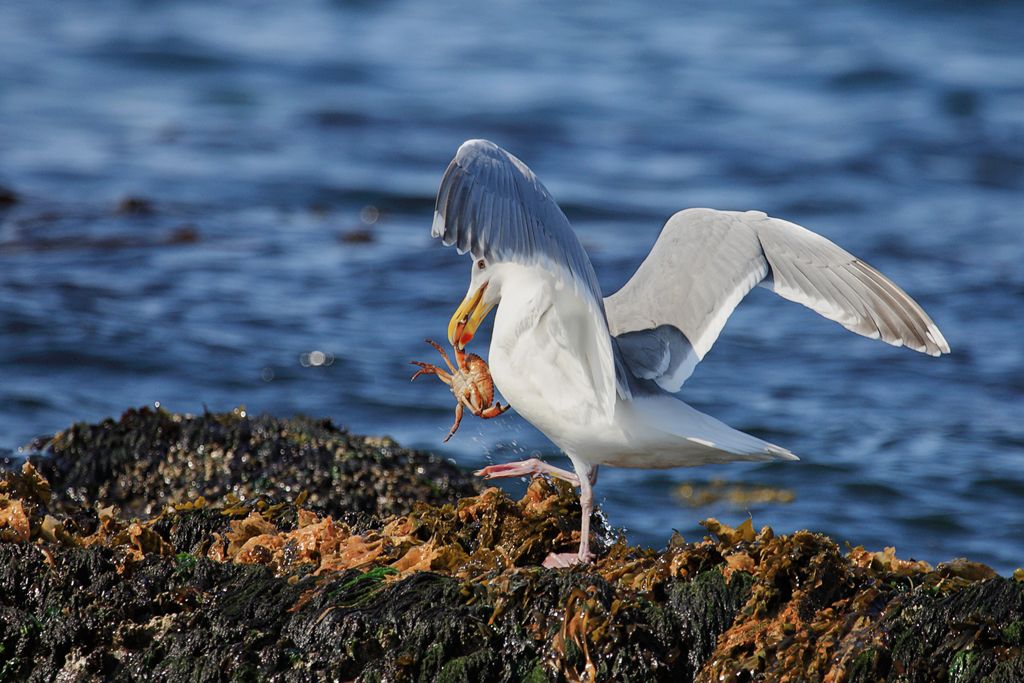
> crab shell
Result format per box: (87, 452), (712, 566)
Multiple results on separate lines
(452, 353), (496, 407)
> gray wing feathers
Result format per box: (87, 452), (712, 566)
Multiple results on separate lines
(432, 140), (632, 402)
(605, 209), (768, 391)
(606, 208), (949, 393)
(754, 213), (948, 355)
(432, 139), (605, 309)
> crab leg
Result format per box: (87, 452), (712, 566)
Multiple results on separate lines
(410, 362), (452, 386)
(465, 382), (487, 416)
(424, 339), (457, 374)
(478, 403), (510, 419)
(454, 346), (469, 370)
(444, 403), (464, 443)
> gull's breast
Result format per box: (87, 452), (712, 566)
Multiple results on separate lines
(487, 278), (617, 453)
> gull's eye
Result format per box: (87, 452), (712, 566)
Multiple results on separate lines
(477, 259), (487, 270)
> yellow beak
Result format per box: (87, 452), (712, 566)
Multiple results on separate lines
(448, 282), (494, 350)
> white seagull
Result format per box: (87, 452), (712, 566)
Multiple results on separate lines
(433, 139), (949, 568)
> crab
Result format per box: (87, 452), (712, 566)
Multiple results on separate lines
(410, 339), (510, 442)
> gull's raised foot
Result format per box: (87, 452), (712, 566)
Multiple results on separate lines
(473, 458), (580, 486)
(474, 461), (541, 480)
(542, 550), (595, 569)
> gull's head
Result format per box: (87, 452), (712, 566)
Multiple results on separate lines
(448, 257), (504, 350)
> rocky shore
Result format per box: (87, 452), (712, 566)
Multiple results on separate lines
(1, 408), (1021, 681)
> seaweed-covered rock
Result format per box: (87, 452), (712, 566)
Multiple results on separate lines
(1, 410), (1022, 682)
(9, 406), (481, 518)
(0, 460), (746, 681)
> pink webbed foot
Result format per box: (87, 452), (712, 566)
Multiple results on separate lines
(473, 458), (580, 486)
(477, 457), (598, 569)
(542, 550), (595, 569)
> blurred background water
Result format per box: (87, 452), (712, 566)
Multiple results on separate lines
(1, 0), (1022, 571)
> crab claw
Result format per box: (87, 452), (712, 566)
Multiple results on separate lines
(451, 319), (468, 351)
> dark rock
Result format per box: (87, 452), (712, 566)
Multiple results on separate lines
(0, 185), (18, 208)
(339, 228), (375, 244)
(116, 196), (155, 215)
(21, 406), (482, 518)
(167, 224), (200, 244)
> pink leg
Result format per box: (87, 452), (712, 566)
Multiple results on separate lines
(474, 458), (580, 486)
(542, 458), (596, 568)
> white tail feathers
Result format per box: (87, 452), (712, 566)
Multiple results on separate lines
(634, 394), (798, 465)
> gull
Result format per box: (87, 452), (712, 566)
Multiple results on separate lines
(433, 139), (949, 568)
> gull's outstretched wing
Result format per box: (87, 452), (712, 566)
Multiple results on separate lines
(605, 208), (949, 393)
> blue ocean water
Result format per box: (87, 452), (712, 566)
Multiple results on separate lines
(1, 0), (1022, 571)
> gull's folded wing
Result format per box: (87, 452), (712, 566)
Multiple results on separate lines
(432, 139), (605, 311)
(605, 208), (949, 393)
(431, 139), (632, 412)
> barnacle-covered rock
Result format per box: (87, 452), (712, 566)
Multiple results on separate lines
(10, 405), (481, 518)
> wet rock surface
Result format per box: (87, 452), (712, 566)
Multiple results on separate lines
(14, 406), (482, 519)
(1, 410), (1022, 682)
